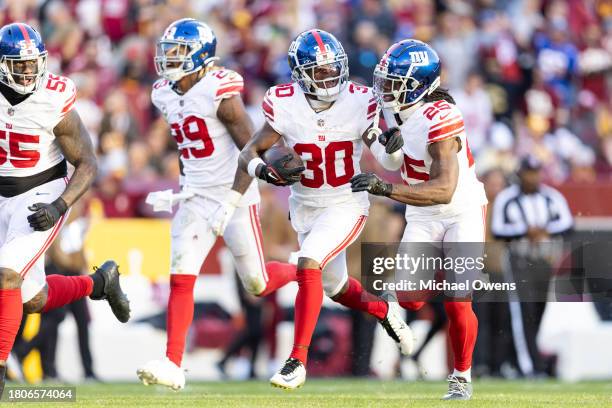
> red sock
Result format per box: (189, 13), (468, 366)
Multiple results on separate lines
(445, 301), (478, 371)
(166, 274), (196, 367)
(397, 290), (429, 311)
(258, 262), (297, 297)
(399, 300), (426, 311)
(334, 277), (388, 320)
(0, 288), (22, 361)
(289, 268), (323, 365)
(42, 275), (93, 313)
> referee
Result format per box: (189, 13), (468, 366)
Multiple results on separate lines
(491, 155), (573, 377)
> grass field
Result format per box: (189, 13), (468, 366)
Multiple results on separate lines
(3, 379), (612, 407)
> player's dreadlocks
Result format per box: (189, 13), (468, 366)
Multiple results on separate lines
(423, 87), (456, 105)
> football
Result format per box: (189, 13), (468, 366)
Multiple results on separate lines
(263, 145), (304, 170)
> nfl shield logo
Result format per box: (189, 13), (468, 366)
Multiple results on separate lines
(317, 119), (324, 127)
(7, 108), (14, 116)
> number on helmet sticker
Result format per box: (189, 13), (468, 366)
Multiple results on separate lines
(0, 130), (40, 168)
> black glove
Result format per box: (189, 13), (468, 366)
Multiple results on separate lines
(257, 154), (305, 186)
(378, 127), (403, 154)
(350, 173), (392, 196)
(27, 197), (68, 231)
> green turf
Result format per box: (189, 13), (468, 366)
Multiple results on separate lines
(3, 379), (612, 408)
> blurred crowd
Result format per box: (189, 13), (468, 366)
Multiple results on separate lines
(1, 0), (611, 217)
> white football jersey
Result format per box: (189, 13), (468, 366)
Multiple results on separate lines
(383, 100), (487, 219)
(151, 68), (258, 202)
(262, 82), (376, 208)
(0, 71), (76, 177)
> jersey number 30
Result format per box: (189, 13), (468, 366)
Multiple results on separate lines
(170, 116), (214, 159)
(293, 141), (354, 188)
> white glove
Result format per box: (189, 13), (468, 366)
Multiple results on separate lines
(210, 190), (242, 236)
(145, 189), (194, 212)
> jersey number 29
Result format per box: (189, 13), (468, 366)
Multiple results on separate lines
(170, 115), (214, 159)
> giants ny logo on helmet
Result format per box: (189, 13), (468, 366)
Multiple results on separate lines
(409, 51), (429, 66)
(373, 39), (441, 113)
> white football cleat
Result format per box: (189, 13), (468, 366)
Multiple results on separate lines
(270, 358), (306, 390)
(379, 301), (415, 355)
(137, 358), (185, 391)
(442, 375), (473, 400)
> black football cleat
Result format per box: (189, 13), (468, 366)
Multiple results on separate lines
(89, 260), (131, 323)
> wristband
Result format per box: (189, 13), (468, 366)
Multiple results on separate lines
(247, 158), (266, 178)
(382, 183), (393, 197)
(52, 197), (68, 215)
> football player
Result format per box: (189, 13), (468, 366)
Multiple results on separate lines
(237, 29), (415, 390)
(0, 23), (130, 397)
(137, 19), (298, 390)
(351, 40), (488, 400)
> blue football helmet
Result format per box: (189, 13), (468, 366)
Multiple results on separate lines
(0, 23), (48, 94)
(155, 18), (218, 82)
(374, 39), (441, 112)
(287, 29), (348, 102)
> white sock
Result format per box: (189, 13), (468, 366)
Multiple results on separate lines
(453, 368), (471, 383)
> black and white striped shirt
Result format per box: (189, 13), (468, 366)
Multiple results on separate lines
(491, 184), (574, 240)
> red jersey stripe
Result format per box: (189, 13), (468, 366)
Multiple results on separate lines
(262, 100), (274, 117)
(428, 120), (464, 139)
(429, 116), (461, 131)
(61, 92), (77, 113)
(427, 129), (464, 144)
(215, 85), (243, 97)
